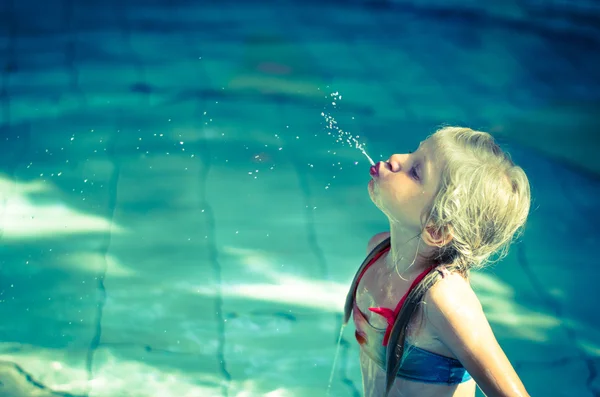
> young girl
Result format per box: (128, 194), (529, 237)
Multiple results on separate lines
(344, 127), (531, 397)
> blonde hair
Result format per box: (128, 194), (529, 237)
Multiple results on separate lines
(422, 126), (531, 273)
(383, 126), (531, 395)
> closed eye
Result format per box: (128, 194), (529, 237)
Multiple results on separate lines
(411, 165), (420, 181)
(408, 150), (420, 180)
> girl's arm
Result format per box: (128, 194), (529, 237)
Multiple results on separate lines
(424, 274), (530, 397)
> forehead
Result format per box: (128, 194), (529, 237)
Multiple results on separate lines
(419, 138), (440, 159)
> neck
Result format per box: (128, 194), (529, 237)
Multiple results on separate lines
(387, 221), (433, 277)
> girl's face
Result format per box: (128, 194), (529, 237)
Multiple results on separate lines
(368, 138), (443, 230)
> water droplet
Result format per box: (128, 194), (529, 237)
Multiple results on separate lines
(321, 92), (374, 165)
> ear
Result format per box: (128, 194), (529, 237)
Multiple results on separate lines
(422, 224), (453, 247)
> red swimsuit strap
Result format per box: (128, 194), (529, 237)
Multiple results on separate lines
(394, 266), (433, 317)
(343, 237), (392, 325)
(345, 236), (435, 346)
(370, 266), (433, 346)
(356, 244), (391, 287)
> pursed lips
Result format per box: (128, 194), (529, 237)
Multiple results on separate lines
(370, 161), (389, 178)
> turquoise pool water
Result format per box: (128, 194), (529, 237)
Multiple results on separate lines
(1, 0), (599, 396)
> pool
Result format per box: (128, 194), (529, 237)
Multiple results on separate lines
(1, 0), (599, 396)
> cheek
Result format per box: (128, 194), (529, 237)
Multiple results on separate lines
(380, 178), (412, 201)
(375, 182), (403, 213)
(381, 180), (424, 212)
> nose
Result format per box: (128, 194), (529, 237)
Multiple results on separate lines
(376, 160), (392, 175)
(387, 154), (405, 171)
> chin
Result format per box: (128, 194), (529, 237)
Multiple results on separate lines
(368, 183), (385, 211)
(368, 179), (376, 201)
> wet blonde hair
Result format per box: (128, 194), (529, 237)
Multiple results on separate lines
(385, 126), (531, 394)
(422, 126), (531, 273)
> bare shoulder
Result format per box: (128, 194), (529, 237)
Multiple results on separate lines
(422, 272), (484, 342)
(423, 271), (530, 396)
(424, 272), (482, 317)
(366, 232), (390, 254)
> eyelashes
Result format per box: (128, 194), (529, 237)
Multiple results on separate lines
(411, 167), (420, 180)
(408, 151), (420, 180)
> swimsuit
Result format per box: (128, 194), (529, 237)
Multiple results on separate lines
(344, 237), (472, 385)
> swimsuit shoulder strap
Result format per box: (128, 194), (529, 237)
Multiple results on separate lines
(384, 265), (437, 393)
(392, 266), (433, 318)
(343, 236), (391, 325)
(369, 265), (434, 346)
